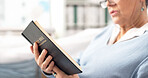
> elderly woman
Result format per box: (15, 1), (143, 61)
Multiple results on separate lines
(30, 0), (148, 78)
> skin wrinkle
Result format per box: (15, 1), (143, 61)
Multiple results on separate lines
(115, 0), (137, 40)
(120, 0), (138, 30)
(108, 0), (148, 42)
(121, 1), (147, 33)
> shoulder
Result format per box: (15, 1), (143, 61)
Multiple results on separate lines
(131, 57), (148, 78)
(93, 24), (115, 40)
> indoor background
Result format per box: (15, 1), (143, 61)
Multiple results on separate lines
(0, 0), (137, 78)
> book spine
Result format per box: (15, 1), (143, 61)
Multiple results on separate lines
(21, 33), (33, 45)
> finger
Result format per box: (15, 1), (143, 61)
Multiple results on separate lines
(71, 74), (79, 78)
(33, 42), (40, 61)
(41, 55), (52, 70)
(65, 74), (79, 78)
(53, 66), (68, 78)
(53, 66), (79, 78)
(30, 46), (33, 54)
(38, 49), (47, 66)
(44, 61), (55, 73)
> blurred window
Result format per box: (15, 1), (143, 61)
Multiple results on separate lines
(0, 0), (50, 31)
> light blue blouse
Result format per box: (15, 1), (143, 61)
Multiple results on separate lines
(46, 25), (148, 78)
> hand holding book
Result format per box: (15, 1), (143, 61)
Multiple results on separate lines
(30, 42), (54, 74)
(30, 42), (79, 78)
(22, 21), (82, 76)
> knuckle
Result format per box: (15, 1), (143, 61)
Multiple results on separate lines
(37, 60), (42, 66)
(40, 66), (44, 70)
(41, 65), (45, 70)
(46, 67), (52, 72)
(38, 55), (44, 62)
(38, 62), (42, 66)
(42, 63), (46, 68)
(46, 65), (54, 72)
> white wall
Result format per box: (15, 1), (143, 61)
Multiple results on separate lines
(3, 0), (50, 30)
(50, 0), (66, 37)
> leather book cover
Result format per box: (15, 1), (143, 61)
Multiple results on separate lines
(21, 21), (82, 75)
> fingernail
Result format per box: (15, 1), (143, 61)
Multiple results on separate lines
(48, 56), (51, 59)
(33, 42), (36, 46)
(43, 49), (47, 53)
(48, 55), (52, 59)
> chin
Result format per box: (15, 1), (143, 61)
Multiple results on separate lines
(111, 17), (121, 24)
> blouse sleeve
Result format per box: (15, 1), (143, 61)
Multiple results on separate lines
(133, 57), (148, 78)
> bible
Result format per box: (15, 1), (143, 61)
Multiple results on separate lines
(21, 21), (82, 75)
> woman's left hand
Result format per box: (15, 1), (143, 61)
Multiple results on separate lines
(53, 66), (79, 78)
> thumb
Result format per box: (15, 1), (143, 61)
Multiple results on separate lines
(53, 66), (65, 75)
(30, 46), (34, 54)
(53, 66), (67, 78)
(52, 66), (79, 78)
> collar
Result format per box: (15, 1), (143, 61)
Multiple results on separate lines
(108, 23), (148, 45)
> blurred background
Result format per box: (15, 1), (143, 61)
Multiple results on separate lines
(0, 0), (113, 78)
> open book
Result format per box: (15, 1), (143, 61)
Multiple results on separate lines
(21, 21), (82, 75)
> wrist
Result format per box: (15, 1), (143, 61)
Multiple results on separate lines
(43, 71), (52, 75)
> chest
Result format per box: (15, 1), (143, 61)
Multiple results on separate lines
(79, 34), (148, 78)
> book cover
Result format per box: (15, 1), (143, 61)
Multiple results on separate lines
(21, 21), (82, 75)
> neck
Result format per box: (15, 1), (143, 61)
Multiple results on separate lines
(115, 11), (148, 42)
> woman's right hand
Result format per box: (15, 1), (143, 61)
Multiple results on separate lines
(30, 42), (55, 74)
(30, 42), (79, 78)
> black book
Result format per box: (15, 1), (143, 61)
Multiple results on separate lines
(21, 21), (82, 75)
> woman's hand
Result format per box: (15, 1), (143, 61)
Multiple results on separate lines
(30, 42), (54, 74)
(52, 66), (79, 78)
(30, 42), (79, 78)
